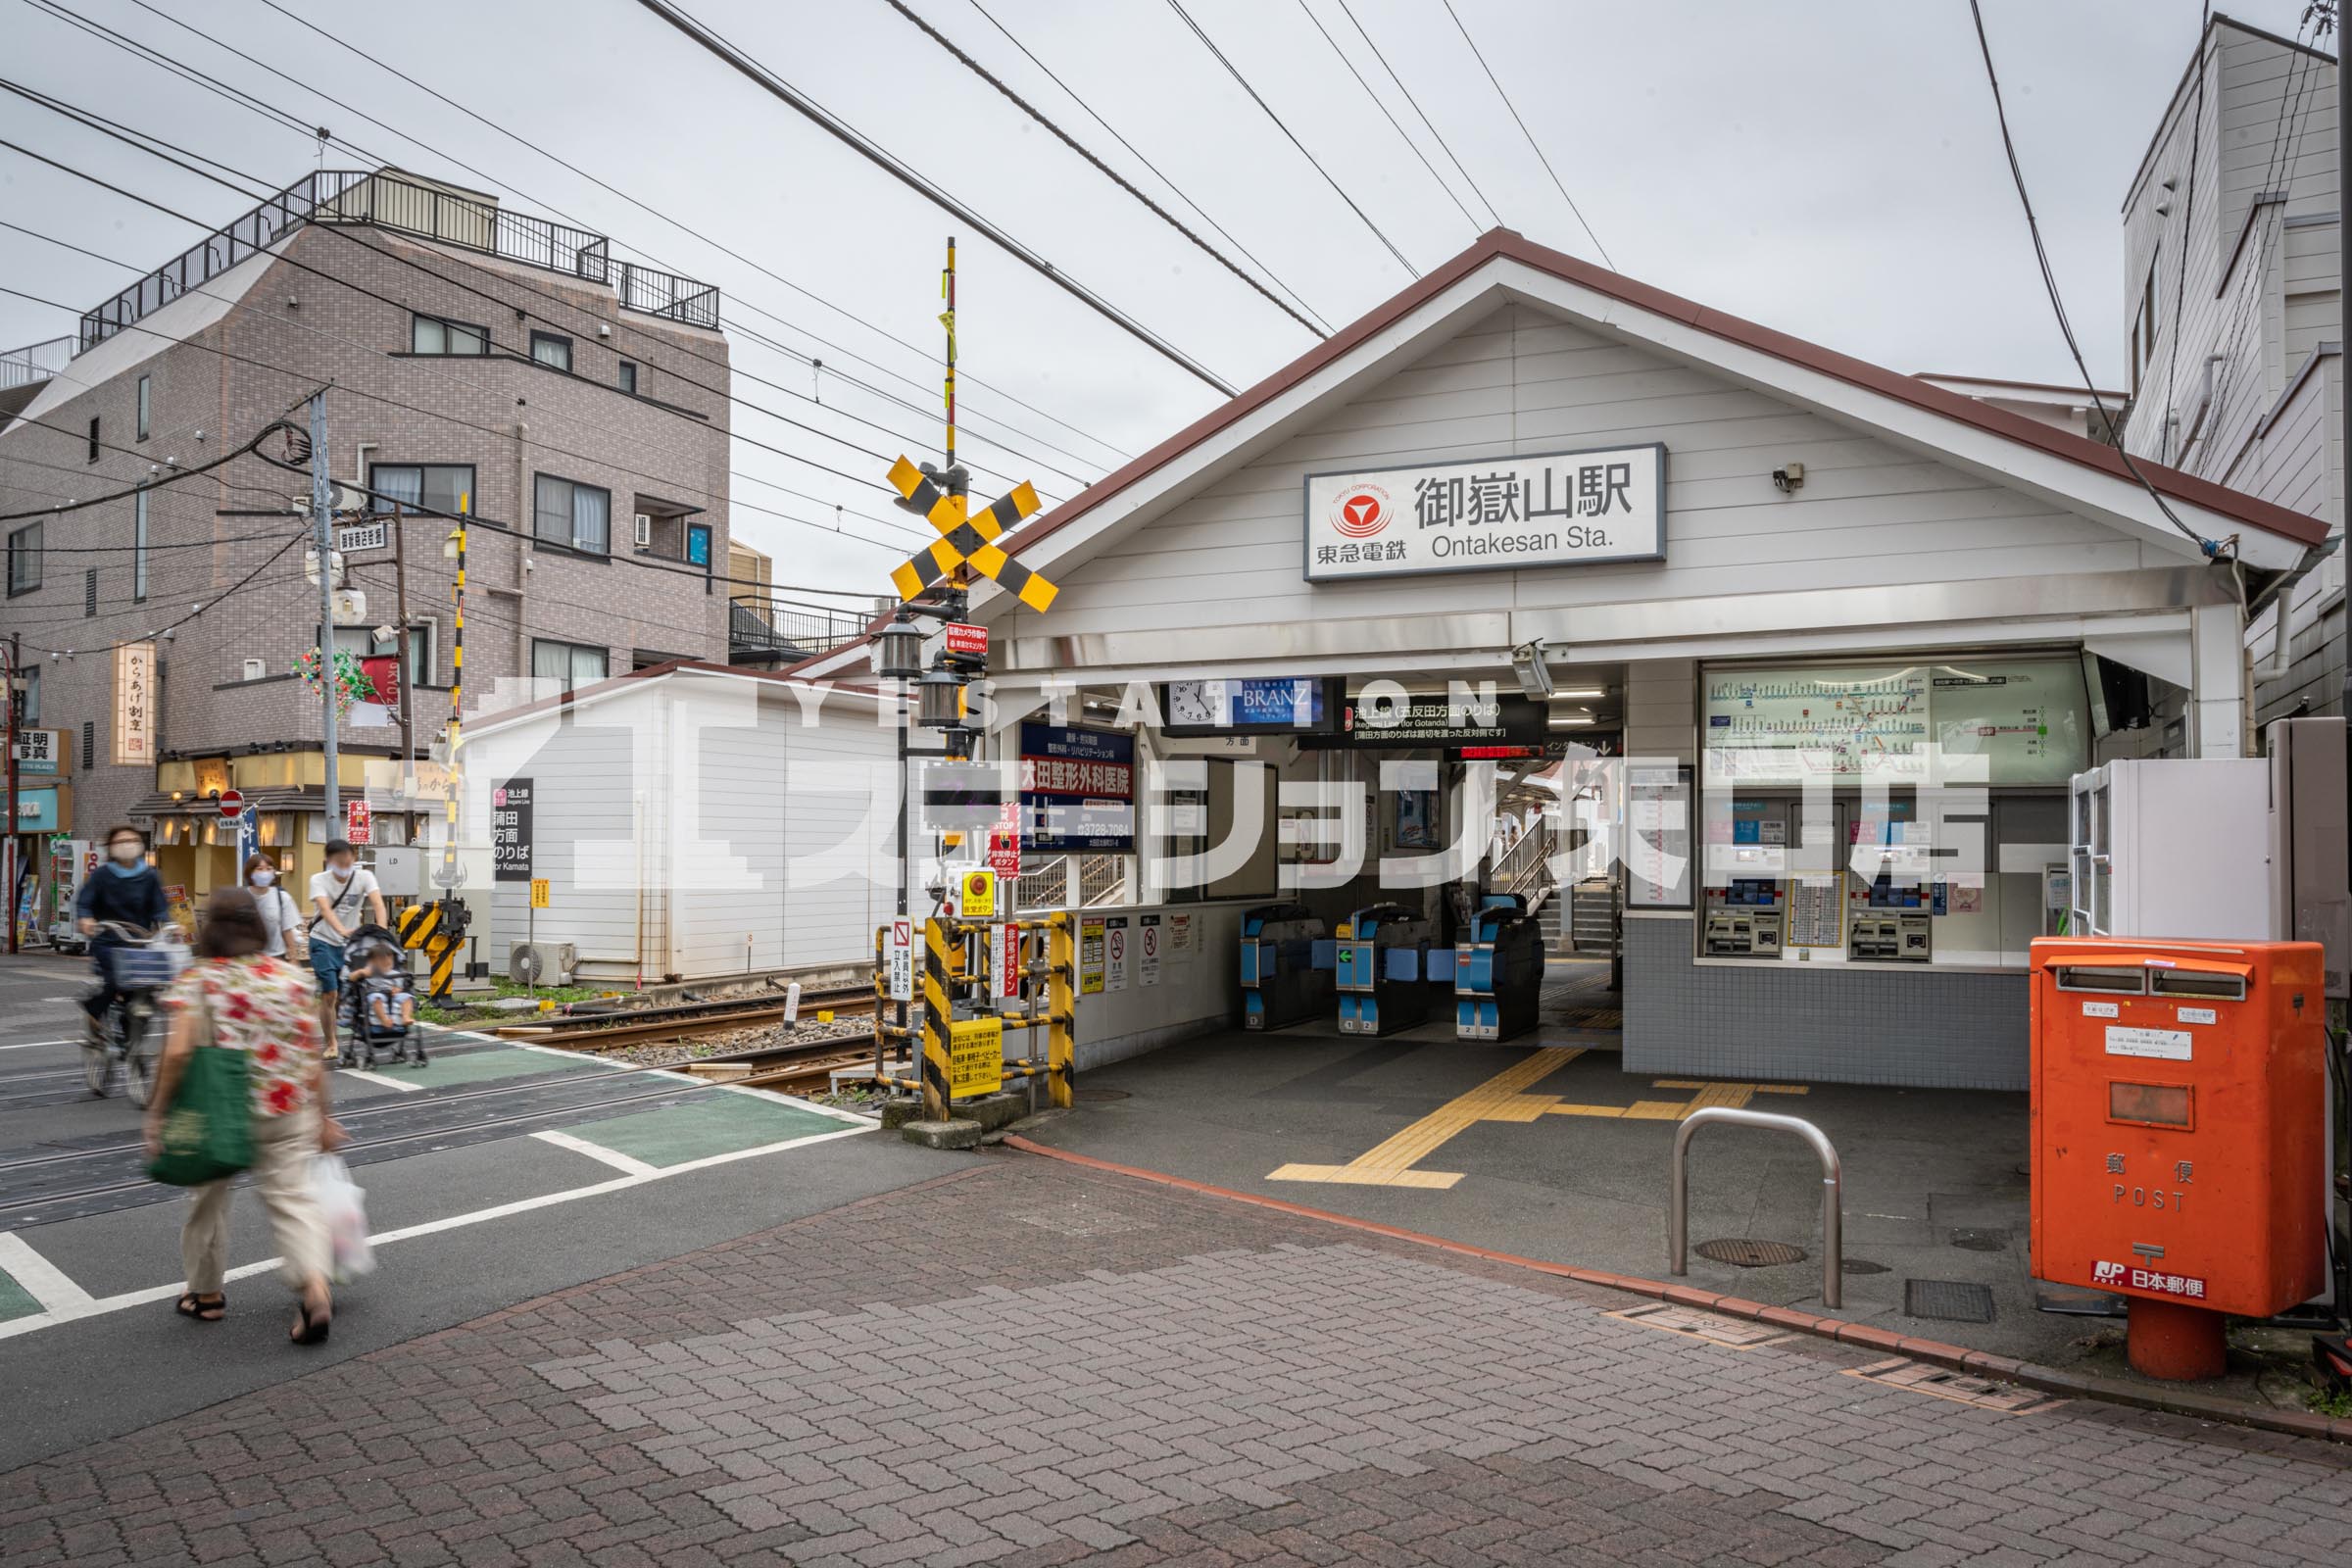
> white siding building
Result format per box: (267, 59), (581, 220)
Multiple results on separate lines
(2121, 15), (2342, 722)
(459, 662), (900, 986)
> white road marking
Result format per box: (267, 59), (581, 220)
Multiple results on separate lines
(0, 1231), (96, 1313)
(0, 1122), (874, 1342)
(531, 1128), (660, 1177)
(0, 1040), (74, 1052)
(335, 1069), (425, 1093)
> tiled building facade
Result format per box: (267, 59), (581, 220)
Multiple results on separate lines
(1, 170), (733, 920)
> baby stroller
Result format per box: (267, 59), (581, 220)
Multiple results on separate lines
(338, 923), (426, 1069)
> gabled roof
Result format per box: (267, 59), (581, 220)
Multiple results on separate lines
(464, 658), (887, 741)
(791, 227), (2326, 676)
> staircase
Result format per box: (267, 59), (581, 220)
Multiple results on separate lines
(1566, 878), (1620, 956)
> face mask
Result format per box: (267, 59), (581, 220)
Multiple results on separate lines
(252, 869), (276, 887)
(109, 842), (143, 864)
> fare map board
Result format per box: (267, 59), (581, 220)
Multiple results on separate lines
(1702, 659), (2088, 786)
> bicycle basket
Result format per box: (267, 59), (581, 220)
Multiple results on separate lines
(108, 946), (180, 991)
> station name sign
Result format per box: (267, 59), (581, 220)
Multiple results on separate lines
(1303, 443), (1665, 582)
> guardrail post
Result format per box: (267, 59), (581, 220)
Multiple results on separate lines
(1670, 1105), (1843, 1309)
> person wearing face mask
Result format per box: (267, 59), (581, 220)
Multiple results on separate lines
(75, 824), (172, 1045)
(245, 854), (304, 960)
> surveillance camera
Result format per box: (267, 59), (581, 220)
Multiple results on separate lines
(1771, 462), (1804, 494)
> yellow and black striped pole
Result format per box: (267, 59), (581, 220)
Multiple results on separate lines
(429, 498), (467, 1001)
(941, 236), (956, 478)
(1048, 911), (1075, 1107)
(920, 915), (957, 1120)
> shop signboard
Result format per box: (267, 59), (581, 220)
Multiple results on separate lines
(11, 786), (61, 834)
(491, 777), (533, 881)
(1018, 723), (1133, 851)
(1159, 677), (1339, 736)
(346, 799), (373, 846)
(11, 727), (63, 776)
(1304, 443), (1665, 582)
(113, 642), (157, 765)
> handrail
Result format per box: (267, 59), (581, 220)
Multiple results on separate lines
(1669, 1105), (1843, 1309)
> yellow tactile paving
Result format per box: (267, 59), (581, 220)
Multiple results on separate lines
(1269, 1048), (1585, 1190)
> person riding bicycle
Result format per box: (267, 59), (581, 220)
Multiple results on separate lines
(76, 824), (170, 1047)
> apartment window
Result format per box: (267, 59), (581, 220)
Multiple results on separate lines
(531, 639), (608, 692)
(686, 522), (711, 567)
(87, 416), (100, 463)
(370, 463), (476, 518)
(616, 360), (638, 396)
(5, 521), (38, 596)
(533, 473), (611, 555)
(412, 314), (489, 356)
(529, 331), (573, 372)
(136, 374), (151, 441)
(133, 489), (149, 602)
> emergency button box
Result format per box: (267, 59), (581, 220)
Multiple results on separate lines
(2029, 937), (2327, 1318)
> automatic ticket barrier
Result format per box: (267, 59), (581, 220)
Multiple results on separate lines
(2030, 937), (2328, 1380)
(1455, 894), (1544, 1041)
(1336, 903), (1437, 1036)
(1239, 903), (1334, 1031)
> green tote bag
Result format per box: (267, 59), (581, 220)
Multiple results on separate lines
(145, 992), (254, 1187)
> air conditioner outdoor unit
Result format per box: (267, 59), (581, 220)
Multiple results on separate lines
(508, 941), (577, 987)
(632, 513), (653, 549)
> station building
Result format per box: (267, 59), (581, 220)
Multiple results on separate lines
(798, 230), (2327, 1092)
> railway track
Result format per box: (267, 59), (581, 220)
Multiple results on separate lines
(496, 988), (878, 1050)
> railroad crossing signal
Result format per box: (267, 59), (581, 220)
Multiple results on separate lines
(885, 456), (1057, 611)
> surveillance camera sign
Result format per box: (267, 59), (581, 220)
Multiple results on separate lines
(1303, 443), (1665, 582)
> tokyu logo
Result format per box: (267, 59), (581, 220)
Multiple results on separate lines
(1332, 484), (1391, 538)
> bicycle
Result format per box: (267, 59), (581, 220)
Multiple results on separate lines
(80, 921), (185, 1105)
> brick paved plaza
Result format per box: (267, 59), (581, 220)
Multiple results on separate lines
(6, 1154), (2350, 1567)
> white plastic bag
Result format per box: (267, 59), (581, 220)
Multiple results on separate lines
(312, 1154), (375, 1280)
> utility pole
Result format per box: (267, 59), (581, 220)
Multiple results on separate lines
(391, 501), (416, 811)
(310, 392), (340, 831)
(2336, 0), (2349, 719)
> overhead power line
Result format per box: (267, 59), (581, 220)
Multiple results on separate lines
(629, 0), (1242, 395)
(1290, 0), (1484, 238)
(1963, 0), (2221, 557)
(962, 0), (1335, 335)
(1332, 0), (1502, 230)
(31, 0), (1123, 470)
(878, 0), (1328, 340)
(0, 420), (280, 522)
(1161, 0), (1420, 279)
(1440, 0), (1613, 268)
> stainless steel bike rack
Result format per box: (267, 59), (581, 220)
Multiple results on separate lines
(1669, 1106), (1844, 1309)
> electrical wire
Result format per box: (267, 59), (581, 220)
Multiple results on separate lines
(1964, 0), (2225, 558)
(961, 0), (1334, 335)
(0, 421), (279, 522)
(1161, 0), (1419, 278)
(877, 0), (1326, 339)
(1332, 0), (1502, 230)
(1439, 0), (1612, 268)
(86, 0), (1132, 467)
(11, 528), (308, 656)
(1290, 0), (1483, 238)
(630, 0), (1241, 395)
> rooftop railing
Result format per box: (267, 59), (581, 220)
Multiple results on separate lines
(0, 336), (74, 390)
(728, 594), (870, 662)
(77, 168), (720, 355)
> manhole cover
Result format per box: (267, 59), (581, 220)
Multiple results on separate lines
(1013, 1205), (1152, 1236)
(1905, 1279), (1996, 1323)
(1694, 1238), (1806, 1267)
(1075, 1087), (1130, 1102)
(1948, 1227), (2009, 1252)
(1839, 1258), (1890, 1276)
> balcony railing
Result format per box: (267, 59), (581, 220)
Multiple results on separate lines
(728, 594), (870, 662)
(0, 336), (74, 390)
(77, 168), (720, 355)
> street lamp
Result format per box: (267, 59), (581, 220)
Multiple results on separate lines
(874, 616), (924, 681)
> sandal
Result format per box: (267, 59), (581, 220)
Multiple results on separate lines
(290, 1298), (331, 1346)
(174, 1293), (225, 1322)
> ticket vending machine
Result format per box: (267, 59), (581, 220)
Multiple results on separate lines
(1238, 903), (1333, 1031)
(1455, 893), (1545, 1041)
(1336, 903), (1436, 1036)
(2030, 937), (2328, 1380)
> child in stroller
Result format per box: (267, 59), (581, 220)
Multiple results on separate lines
(338, 925), (425, 1068)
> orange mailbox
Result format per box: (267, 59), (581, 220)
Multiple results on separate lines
(2030, 937), (2328, 1380)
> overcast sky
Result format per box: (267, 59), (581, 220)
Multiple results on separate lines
(0, 0), (2327, 605)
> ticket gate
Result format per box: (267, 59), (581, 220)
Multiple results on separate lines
(1455, 894), (1545, 1041)
(1239, 903), (1334, 1030)
(1336, 903), (1438, 1036)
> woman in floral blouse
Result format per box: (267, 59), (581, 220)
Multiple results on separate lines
(143, 886), (347, 1344)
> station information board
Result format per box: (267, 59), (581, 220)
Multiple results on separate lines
(1701, 658), (2089, 785)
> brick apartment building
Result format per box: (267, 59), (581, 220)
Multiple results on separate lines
(1, 168), (740, 929)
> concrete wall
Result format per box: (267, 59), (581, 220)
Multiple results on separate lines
(1622, 914), (2032, 1092)
(1069, 900), (1252, 1070)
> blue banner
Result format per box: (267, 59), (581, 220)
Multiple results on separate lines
(1019, 723), (1134, 852)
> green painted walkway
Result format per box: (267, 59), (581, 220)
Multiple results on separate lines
(0, 1266), (41, 1323)
(343, 1041), (600, 1090)
(562, 1093), (852, 1168)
